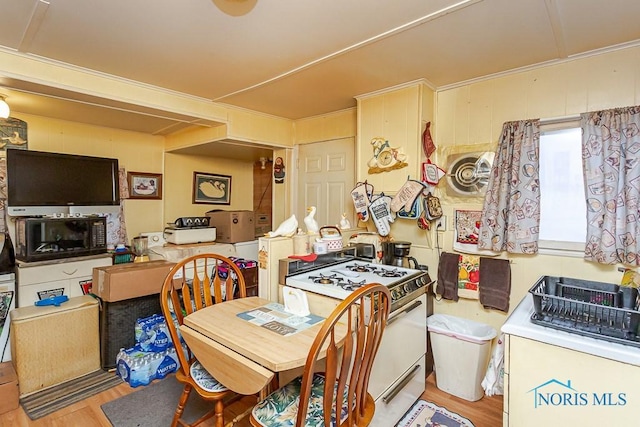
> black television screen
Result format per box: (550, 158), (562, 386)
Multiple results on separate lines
(6, 149), (120, 216)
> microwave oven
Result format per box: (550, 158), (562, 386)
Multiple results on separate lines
(14, 216), (108, 262)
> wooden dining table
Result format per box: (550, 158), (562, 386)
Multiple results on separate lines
(179, 296), (343, 396)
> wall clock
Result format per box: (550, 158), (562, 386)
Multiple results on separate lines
(367, 137), (408, 174)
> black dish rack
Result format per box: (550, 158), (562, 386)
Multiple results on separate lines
(529, 276), (640, 347)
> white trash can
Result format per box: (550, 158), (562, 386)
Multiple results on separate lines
(427, 314), (496, 401)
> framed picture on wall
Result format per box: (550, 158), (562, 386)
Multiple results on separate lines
(193, 172), (231, 205)
(127, 172), (163, 200)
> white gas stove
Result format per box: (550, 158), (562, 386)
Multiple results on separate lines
(284, 260), (431, 312)
(280, 250), (432, 426)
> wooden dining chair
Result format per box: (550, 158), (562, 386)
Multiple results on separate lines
(160, 253), (251, 427)
(249, 282), (392, 427)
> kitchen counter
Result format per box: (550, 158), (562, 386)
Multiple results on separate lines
(501, 294), (640, 366)
(148, 242), (236, 262)
(503, 295), (640, 426)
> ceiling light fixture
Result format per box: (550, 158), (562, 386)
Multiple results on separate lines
(212, 0), (257, 16)
(0, 95), (9, 119)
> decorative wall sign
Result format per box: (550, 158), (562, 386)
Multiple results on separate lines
(127, 172), (163, 200)
(367, 137), (408, 174)
(0, 117), (28, 150)
(193, 172), (231, 204)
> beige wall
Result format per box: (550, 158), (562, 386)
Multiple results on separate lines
(427, 45), (640, 332)
(163, 152), (254, 225)
(294, 108), (357, 144)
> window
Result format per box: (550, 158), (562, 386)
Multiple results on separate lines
(538, 123), (586, 252)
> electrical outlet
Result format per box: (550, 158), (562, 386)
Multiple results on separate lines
(436, 215), (447, 231)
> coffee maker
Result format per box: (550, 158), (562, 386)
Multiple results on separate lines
(382, 241), (419, 269)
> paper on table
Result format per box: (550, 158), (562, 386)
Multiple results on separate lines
(283, 286), (311, 317)
(236, 302), (323, 336)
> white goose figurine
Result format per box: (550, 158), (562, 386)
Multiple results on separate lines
(303, 206), (319, 234)
(339, 213), (351, 230)
(266, 214), (298, 238)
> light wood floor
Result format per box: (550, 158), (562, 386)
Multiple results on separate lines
(0, 373), (503, 427)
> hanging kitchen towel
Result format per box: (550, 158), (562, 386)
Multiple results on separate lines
(422, 121), (436, 159)
(479, 257), (511, 312)
(457, 254), (480, 300)
(436, 252), (459, 301)
(482, 333), (505, 397)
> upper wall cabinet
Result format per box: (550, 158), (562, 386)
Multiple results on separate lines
(356, 82), (434, 193)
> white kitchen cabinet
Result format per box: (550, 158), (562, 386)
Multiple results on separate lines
(16, 254), (112, 307)
(258, 236), (293, 301)
(356, 82), (434, 193)
(502, 295), (640, 427)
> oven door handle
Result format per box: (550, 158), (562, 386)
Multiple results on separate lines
(386, 299), (422, 326)
(382, 363), (421, 404)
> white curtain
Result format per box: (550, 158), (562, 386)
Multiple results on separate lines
(478, 119), (541, 254)
(582, 106), (640, 265)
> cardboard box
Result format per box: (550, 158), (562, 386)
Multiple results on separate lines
(206, 210), (255, 243)
(92, 260), (176, 302)
(0, 362), (18, 414)
(255, 213), (271, 237)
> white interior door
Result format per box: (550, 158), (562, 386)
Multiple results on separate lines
(297, 138), (355, 232)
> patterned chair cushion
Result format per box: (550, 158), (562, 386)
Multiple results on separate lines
(189, 361), (228, 392)
(251, 374), (348, 427)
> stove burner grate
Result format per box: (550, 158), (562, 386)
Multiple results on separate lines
(308, 273), (339, 285)
(344, 263), (377, 273)
(374, 268), (408, 278)
(337, 279), (366, 291)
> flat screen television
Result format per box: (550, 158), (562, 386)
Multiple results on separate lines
(6, 149), (120, 216)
